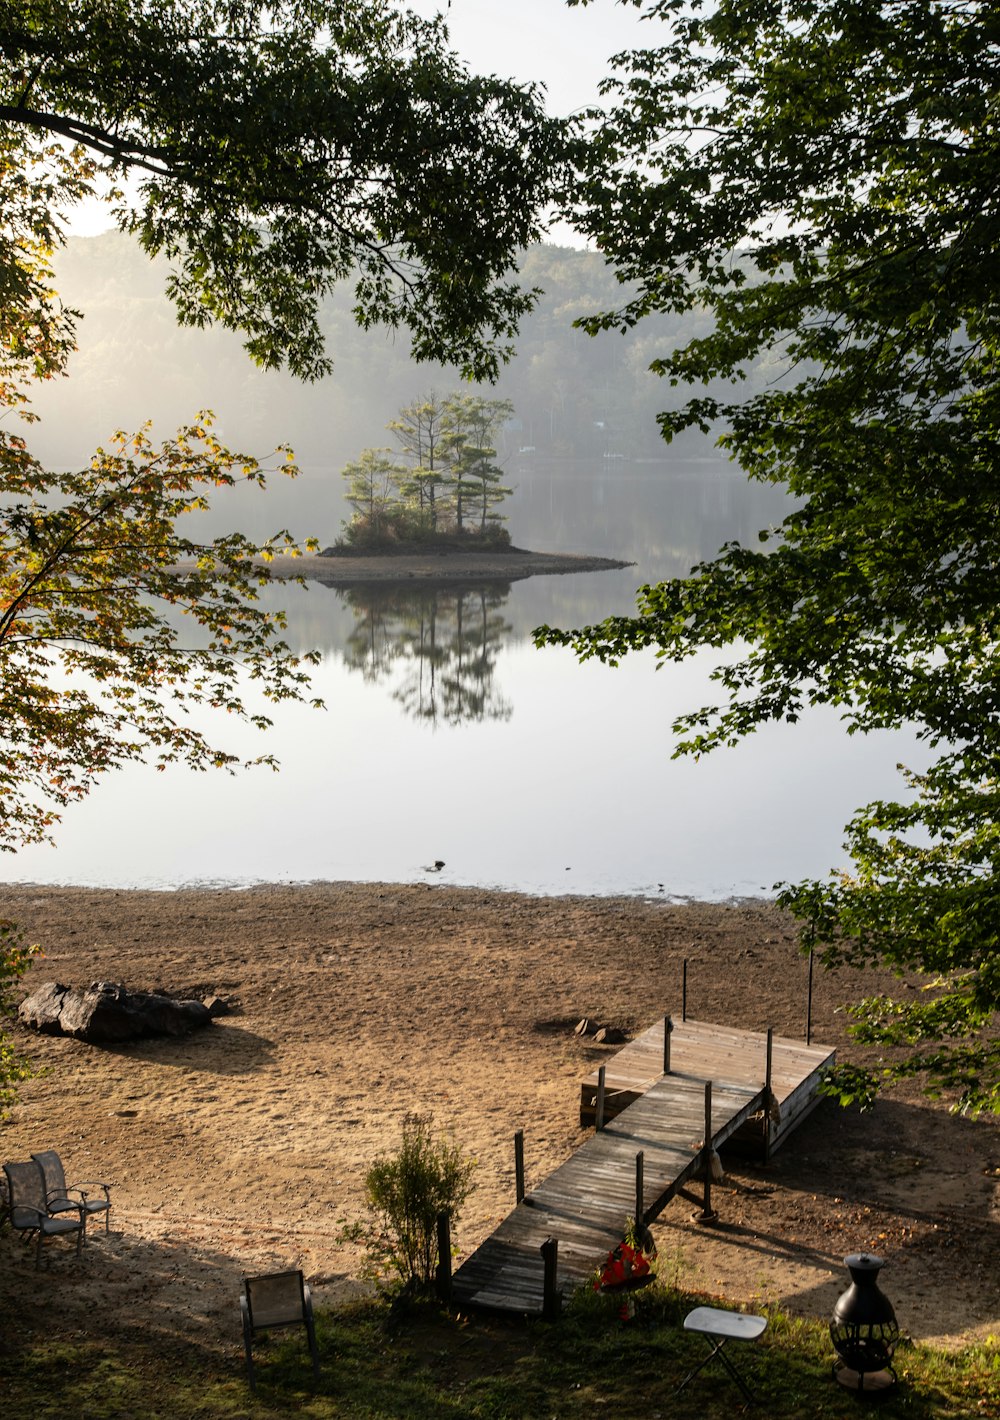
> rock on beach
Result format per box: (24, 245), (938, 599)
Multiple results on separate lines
(19, 980), (213, 1043)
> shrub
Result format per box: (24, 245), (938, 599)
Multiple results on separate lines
(0, 919), (40, 1119)
(359, 1114), (476, 1291)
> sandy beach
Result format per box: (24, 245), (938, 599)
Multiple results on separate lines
(1, 882), (998, 1359)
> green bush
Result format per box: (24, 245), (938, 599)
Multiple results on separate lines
(0, 919), (39, 1119)
(342, 506), (427, 546)
(340, 510), (512, 550)
(359, 1114), (476, 1291)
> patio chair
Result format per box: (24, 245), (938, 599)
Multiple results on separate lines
(2, 1159), (84, 1268)
(32, 1149), (112, 1237)
(240, 1269), (320, 1392)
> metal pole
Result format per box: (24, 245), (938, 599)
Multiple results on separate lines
(595, 1065), (606, 1131)
(682, 959), (688, 1022)
(806, 948), (814, 1045)
(514, 1129), (525, 1204)
(635, 1150), (645, 1225)
(663, 1014), (673, 1074)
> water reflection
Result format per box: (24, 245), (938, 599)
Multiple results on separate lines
(340, 583), (513, 725)
(5, 452), (921, 899)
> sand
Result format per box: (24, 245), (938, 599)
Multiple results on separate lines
(1, 882), (998, 1358)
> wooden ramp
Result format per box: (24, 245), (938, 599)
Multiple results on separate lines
(452, 1019), (835, 1317)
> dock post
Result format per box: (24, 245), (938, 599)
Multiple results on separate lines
(595, 1065), (606, 1130)
(435, 1211), (452, 1303)
(514, 1129), (525, 1204)
(764, 1027), (774, 1163)
(635, 1150), (645, 1225)
(682, 959), (688, 1021)
(663, 1014), (673, 1074)
(806, 949), (814, 1045)
(698, 1081), (718, 1223)
(540, 1237), (560, 1320)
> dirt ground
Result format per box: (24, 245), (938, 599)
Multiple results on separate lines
(1, 882), (998, 1360)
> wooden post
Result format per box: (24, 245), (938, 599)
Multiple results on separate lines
(514, 1129), (525, 1204)
(635, 1150), (644, 1226)
(806, 949), (814, 1045)
(435, 1211), (452, 1303)
(682, 959), (688, 1022)
(764, 1027), (774, 1164)
(540, 1237), (560, 1320)
(663, 1014), (673, 1074)
(595, 1065), (606, 1131)
(702, 1081), (713, 1218)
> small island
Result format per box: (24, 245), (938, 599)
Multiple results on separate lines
(268, 391), (634, 585)
(268, 542), (633, 587)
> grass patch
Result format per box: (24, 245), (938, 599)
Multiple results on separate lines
(1, 1283), (997, 1418)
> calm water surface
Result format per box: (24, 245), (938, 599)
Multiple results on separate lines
(2, 458), (927, 898)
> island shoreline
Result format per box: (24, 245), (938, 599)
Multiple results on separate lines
(262, 548), (635, 586)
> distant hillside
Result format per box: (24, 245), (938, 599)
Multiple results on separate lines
(30, 235), (736, 472)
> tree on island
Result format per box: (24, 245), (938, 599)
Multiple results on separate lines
(462, 453), (514, 538)
(0, 0), (561, 1111)
(439, 394), (515, 536)
(387, 396), (452, 532)
(540, 0), (1000, 1112)
(341, 448), (407, 539)
(340, 393), (516, 545)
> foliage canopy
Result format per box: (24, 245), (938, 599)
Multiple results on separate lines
(0, 1), (562, 1107)
(1, 0), (563, 382)
(542, 0), (1000, 1110)
(0, 1), (561, 848)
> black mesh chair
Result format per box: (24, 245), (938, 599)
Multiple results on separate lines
(2, 1159), (85, 1268)
(32, 1149), (112, 1238)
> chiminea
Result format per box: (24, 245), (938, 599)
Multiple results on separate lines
(830, 1253), (900, 1392)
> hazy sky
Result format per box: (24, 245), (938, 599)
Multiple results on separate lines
(68, 0), (649, 236)
(410, 0), (648, 114)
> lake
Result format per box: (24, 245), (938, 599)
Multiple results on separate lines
(1, 456), (927, 899)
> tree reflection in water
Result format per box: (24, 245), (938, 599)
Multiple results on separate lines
(341, 583), (513, 725)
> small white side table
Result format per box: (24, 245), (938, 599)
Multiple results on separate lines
(676, 1305), (768, 1406)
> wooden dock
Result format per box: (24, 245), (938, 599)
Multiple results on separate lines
(580, 1017), (836, 1152)
(451, 1018), (835, 1316)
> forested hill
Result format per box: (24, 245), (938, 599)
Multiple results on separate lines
(31, 236), (748, 471)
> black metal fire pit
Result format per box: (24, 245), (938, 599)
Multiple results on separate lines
(830, 1252), (900, 1393)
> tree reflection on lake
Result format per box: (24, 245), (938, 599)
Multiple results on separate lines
(0, 455), (931, 897)
(340, 582), (513, 725)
